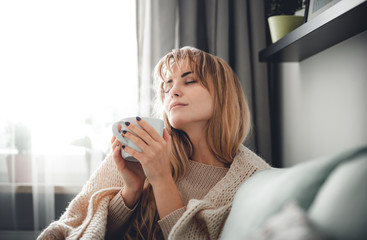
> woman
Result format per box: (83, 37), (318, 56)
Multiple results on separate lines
(37, 47), (270, 240)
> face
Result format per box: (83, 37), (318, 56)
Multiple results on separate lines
(162, 61), (214, 131)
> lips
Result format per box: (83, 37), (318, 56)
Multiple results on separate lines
(169, 102), (188, 111)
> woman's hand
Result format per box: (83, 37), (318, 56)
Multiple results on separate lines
(120, 117), (184, 219)
(111, 124), (146, 208)
(120, 117), (173, 187)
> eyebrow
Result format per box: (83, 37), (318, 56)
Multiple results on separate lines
(181, 71), (192, 78)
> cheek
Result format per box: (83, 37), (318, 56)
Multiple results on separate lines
(200, 92), (214, 113)
(204, 100), (214, 118)
(163, 98), (170, 114)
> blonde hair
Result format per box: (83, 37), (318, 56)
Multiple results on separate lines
(122, 46), (251, 239)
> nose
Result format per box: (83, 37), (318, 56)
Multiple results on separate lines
(169, 84), (182, 98)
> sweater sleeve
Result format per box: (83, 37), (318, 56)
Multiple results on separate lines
(158, 206), (187, 239)
(106, 189), (138, 233)
(37, 153), (125, 240)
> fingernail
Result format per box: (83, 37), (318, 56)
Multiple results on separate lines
(125, 122), (130, 126)
(117, 143), (120, 147)
(136, 116), (141, 121)
(122, 145), (125, 149)
(122, 130), (127, 134)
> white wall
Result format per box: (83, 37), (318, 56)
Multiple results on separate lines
(276, 30), (367, 167)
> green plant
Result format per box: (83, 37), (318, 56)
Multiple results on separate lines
(265, 0), (305, 17)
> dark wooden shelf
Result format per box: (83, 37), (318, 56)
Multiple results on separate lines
(259, 0), (367, 62)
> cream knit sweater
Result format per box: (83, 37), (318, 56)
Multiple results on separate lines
(37, 145), (270, 240)
(106, 156), (230, 238)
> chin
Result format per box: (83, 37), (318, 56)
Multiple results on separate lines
(168, 115), (188, 130)
(169, 120), (186, 130)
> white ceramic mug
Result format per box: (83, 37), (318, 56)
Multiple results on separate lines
(112, 117), (164, 162)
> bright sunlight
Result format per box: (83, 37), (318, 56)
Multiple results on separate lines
(0, 0), (138, 156)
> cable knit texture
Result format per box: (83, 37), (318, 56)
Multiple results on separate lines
(37, 145), (270, 240)
(167, 145), (270, 240)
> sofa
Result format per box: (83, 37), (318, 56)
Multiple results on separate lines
(221, 146), (367, 240)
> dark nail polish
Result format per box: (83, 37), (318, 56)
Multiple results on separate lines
(117, 143), (119, 147)
(122, 130), (127, 134)
(136, 116), (141, 121)
(122, 145), (125, 149)
(125, 122), (130, 126)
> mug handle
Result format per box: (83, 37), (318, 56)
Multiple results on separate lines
(112, 121), (128, 144)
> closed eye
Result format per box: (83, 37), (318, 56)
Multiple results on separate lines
(164, 80), (173, 93)
(164, 79), (197, 94)
(164, 86), (172, 94)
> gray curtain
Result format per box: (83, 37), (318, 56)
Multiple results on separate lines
(136, 0), (272, 163)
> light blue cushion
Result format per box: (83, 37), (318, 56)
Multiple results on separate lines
(220, 146), (367, 240)
(248, 202), (323, 240)
(308, 153), (367, 240)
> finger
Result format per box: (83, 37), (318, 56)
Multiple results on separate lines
(121, 129), (149, 152)
(124, 120), (154, 146)
(122, 144), (144, 163)
(112, 139), (125, 165)
(163, 128), (171, 142)
(111, 124), (122, 144)
(112, 138), (120, 152)
(135, 116), (162, 142)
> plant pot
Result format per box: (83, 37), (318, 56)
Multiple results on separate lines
(268, 15), (304, 43)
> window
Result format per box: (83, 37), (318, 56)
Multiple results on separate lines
(0, 0), (138, 234)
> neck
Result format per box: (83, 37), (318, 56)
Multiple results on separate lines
(184, 125), (226, 168)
